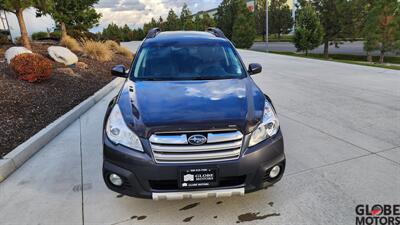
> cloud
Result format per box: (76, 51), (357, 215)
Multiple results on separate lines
(93, 0), (221, 31)
(96, 0), (146, 11)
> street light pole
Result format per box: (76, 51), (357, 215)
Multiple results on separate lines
(265, 0), (269, 52)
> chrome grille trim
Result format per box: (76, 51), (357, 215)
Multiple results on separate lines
(152, 187), (245, 200)
(149, 134), (187, 144)
(150, 130), (243, 163)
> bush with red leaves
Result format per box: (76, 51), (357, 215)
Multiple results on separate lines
(10, 53), (53, 82)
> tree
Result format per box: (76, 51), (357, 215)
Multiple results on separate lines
(194, 13), (216, 31)
(363, 0), (400, 63)
(293, 3), (323, 55)
(143, 17), (158, 34)
(180, 3), (195, 30)
(102, 23), (122, 41)
(37, 0), (100, 39)
(231, 0), (256, 48)
(311, 0), (362, 58)
(0, 0), (51, 49)
(201, 13), (216, 30)
(194, 14), (202, 31)
(268, 0), (294, 40)
(216, 0), (242, 39)
(165, 9), (180, 31)
(121, 24), (131, 42)
(157, 16), (165, 30)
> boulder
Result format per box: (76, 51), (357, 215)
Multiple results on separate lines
(5, 47), (32, 64)
(48, 46), (78, 66)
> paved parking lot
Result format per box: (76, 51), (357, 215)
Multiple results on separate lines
(0, 42), (399, 225)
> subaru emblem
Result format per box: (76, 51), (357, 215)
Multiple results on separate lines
(188, 134), (207, 145)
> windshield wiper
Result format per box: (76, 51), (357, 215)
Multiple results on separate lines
(191, 76), (237, 80)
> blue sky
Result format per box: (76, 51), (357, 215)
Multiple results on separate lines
(92, 0), (221, 32)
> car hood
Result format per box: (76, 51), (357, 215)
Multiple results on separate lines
(118, 78), (265, 137)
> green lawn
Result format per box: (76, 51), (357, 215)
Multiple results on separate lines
(255, 34), (293, 42)
(267, 51), (400, 70)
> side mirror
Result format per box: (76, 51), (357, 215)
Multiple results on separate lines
(111, 65), (128, 78)
(248, 63), (262, 75)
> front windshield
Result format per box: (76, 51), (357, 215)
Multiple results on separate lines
(132, 41), (246, 80)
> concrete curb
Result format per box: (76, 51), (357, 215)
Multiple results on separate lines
(0, 78), (124, 182)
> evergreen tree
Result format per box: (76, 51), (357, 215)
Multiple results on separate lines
(216, 0), (242, 39)
(311, 0), (358, 58)
(201, 13), (216, 29)
(165, 9), (180, 31)
(121, 24), (131, 42)
(0, 0), (51, 49)
(180, 3), (195, 30)
(194, 14), (202, 31)
(157, 16), (165, 30)
(194, 13), (217, 31)
(293, 3), (323, 55)
(102, 23), (122, 41)
(143, 17), (158, 34)
(231, 1), (256, 48)
(363, 0), (400, 63)
(268, 0), (294, 40)
(38, 0), (101, 39)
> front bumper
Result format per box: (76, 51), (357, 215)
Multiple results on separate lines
(103, 131), (285, 199)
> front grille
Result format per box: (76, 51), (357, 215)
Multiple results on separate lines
(149, 130), (243, 163)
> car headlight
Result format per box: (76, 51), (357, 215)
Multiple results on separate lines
(106, 104), (144, 152)
(249, 100), (280, 147)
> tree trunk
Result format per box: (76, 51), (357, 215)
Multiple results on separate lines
(60, 22), (67, 39)
(16, 9), (31, 50)
(262, 34), (266, 42)
(379, 51), (385, 64)
(278, 33), (281, 41)
(323, 41), (329, 58)
(367, 53), (372, 63)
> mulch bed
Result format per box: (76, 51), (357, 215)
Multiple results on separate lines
(0, 41), (131, 157)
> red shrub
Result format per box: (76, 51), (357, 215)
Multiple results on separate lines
(10, 53), (53, 82)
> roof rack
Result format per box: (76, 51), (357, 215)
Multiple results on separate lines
(146, 28), (161, 38)
(206, 27), (227, 39)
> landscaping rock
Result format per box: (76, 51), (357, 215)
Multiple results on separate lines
(76, 62), (88, 70)
(48, 46), (78, 66)
(5, 47), (32, 64)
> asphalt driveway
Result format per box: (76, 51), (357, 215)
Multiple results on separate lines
(0, 42), (399, 225)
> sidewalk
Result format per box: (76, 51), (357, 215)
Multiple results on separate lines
(0, 42), (399, 225)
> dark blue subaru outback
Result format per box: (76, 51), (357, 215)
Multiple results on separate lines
(103, 28), (285, 200)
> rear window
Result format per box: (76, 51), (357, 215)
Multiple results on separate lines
(131, 41), (246, 80)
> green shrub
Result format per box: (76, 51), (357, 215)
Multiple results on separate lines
(50, 31), (61, 40)
(32, 31), (49, 40)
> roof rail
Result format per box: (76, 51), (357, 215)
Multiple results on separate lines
(206, 27), (227, 39)
(146, 28), (161, 38)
